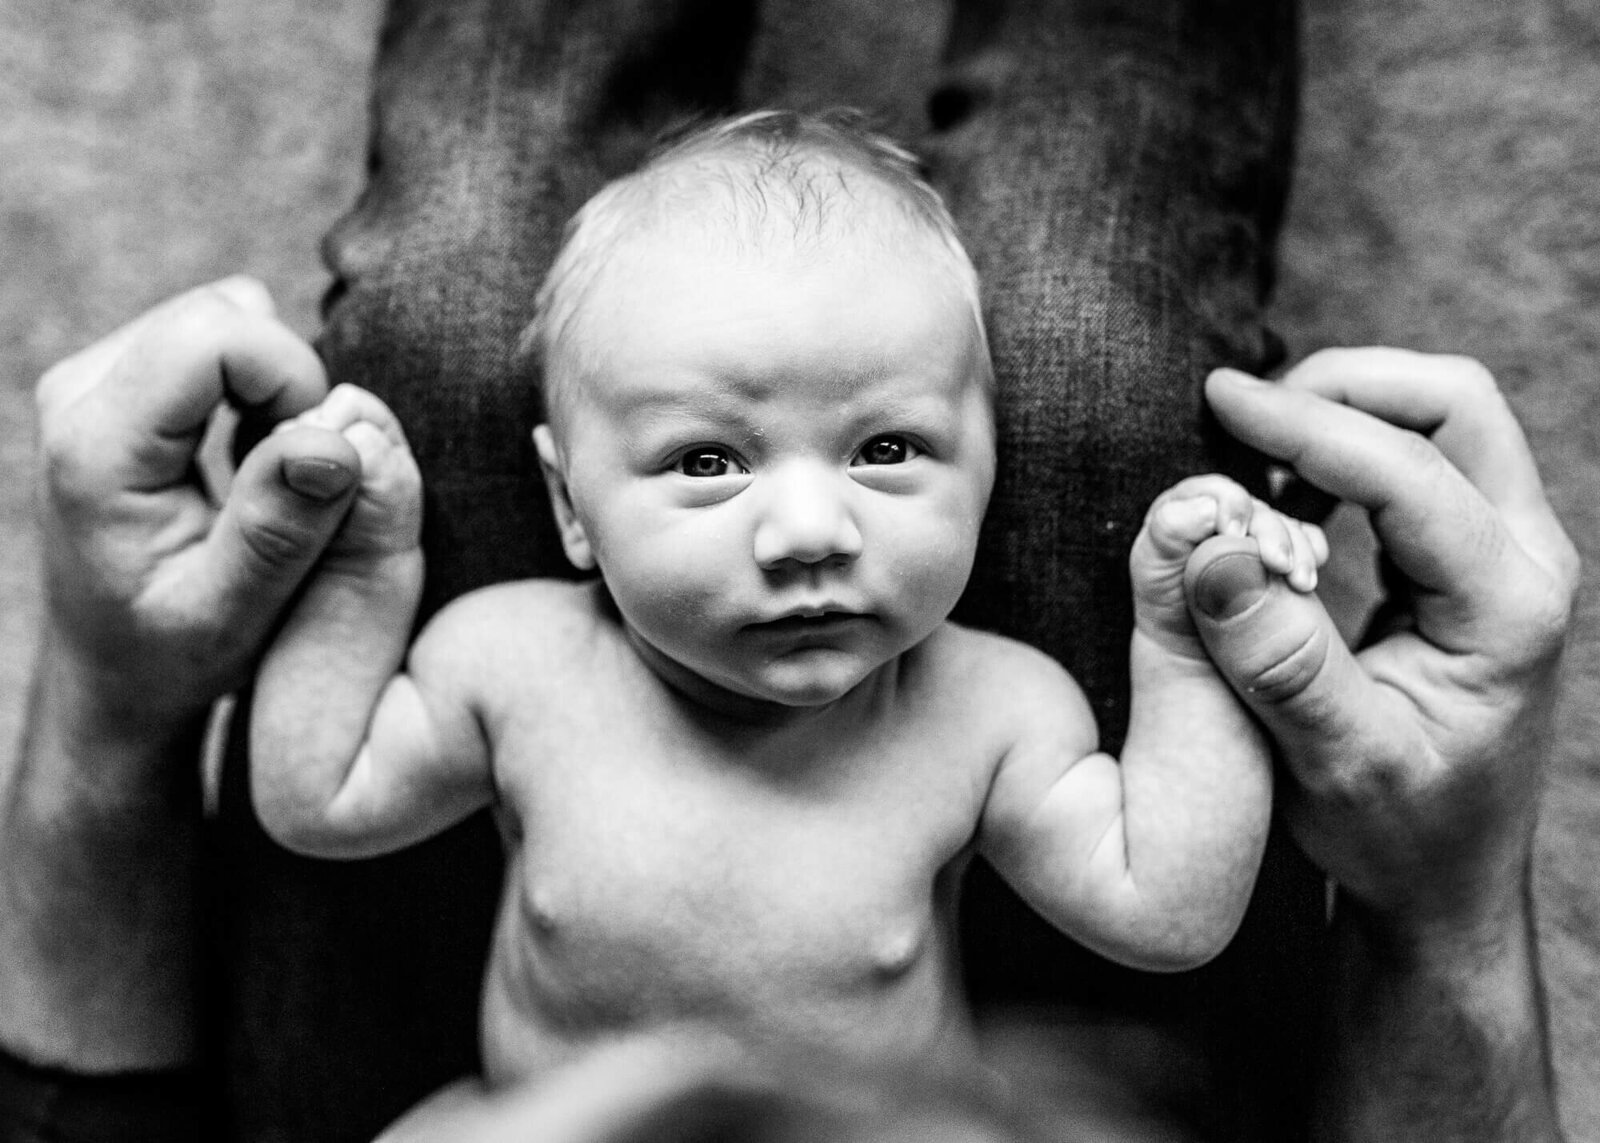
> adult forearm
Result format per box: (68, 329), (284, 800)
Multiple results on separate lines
(1316, 881), (1564, 1143)
(0, 630), (204, 1072)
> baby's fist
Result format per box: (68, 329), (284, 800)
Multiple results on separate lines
(275, 384), (422, 561)
(1132, 474), (1327, 651)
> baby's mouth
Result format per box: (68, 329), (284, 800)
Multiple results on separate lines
(749, 610), (868, 635)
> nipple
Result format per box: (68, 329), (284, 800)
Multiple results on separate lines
(870, 927), (924, 981)
(523, 887), (560, 939)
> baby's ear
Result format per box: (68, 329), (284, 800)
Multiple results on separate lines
(533, 425), (596, 571)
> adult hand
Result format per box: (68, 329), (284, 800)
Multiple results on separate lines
(1184, 349), (1577, 940)
(34, 276), (362, 732)
(5, 278), (366, 1076)
(1183, 349), (1575, 1142)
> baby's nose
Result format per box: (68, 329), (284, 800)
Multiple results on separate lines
(753, 466), (863, 570)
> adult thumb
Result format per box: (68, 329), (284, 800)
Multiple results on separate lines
(1184, 536), (1383, 779)
(198, 425), (360, 644)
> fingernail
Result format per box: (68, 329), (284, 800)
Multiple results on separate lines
(283, 456), (356, 501)
(1211, 367), (1266, 386)
(1194, 552), (1269, 620)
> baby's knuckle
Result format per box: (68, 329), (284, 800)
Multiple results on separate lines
(1151, 498), (1185, 531)
(321, 382), (358, 410)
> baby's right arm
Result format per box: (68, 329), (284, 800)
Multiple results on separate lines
(250, 386), (492, 859)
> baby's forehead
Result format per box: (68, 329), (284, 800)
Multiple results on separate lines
(617, 146), (947, 259)
(536, 122), (993, 423)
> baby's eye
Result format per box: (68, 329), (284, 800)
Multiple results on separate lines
(676, 447), (743, 478)
(852, 435), (916, 466)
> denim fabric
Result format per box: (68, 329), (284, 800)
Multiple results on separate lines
(0, 1049), (202, 1143)
(214, 2), (1322, 1140)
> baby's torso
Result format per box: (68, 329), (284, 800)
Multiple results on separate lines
(466, 582), (1008, 1086)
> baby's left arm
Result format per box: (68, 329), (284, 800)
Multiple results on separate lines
(979, 476), (1326, 972)
(250, 386), (493, 860)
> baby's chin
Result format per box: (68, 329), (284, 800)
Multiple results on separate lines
(697, 660), (879, 719)
(646, 642), (892, 723)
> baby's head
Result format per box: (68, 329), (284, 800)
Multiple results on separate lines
(529, 110), (997, 712)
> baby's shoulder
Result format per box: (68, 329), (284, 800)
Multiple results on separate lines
(918, 622), (1097, 735)
(412, 578), (615, 677)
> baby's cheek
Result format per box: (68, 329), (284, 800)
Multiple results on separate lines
(896, 519), (979, 622)
(606, 548), (725, 641)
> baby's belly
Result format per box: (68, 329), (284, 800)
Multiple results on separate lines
(477, 843), (975, 1087)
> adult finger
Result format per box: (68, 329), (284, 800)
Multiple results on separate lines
(47, 279), (329, 492)
(1183, 537), (1424, 807)
(1204, 368), (1531, 653)
(144, 425), (360, 663)
(36, 277), (276, 410)
(1276, 348), (1571, 575)
(40, 278), (313, 414)
(106, 280), (327, 436)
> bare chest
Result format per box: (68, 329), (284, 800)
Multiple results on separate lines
(479, 691), (989, 1079)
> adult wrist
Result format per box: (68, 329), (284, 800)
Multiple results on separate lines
(0, 628), (206, 1071)
(28, 623), (213, 778)
(1317, 869), (1562, 1143)
(1331, 845), (1537, 979)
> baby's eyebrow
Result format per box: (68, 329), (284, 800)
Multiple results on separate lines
(613, 390), (757, 443)
(617, 386), (735, 420)
(610, 367), (782, 417)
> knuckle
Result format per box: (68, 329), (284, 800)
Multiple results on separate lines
(209, 274), (270, 308)
(1439, 353), (1499, 397)
(1517, 578), (1575, 661)
(1309, 753), (1409, 817)
(1242, 623), (1333, 710)
(1550, 531), (1582, 600)
(235, 502), (317, 574)
(34, 359), (77, 412)
(160, 289), (252, 354)
(38, 415), (107, 513)
(1392, 424), (1441, 470)
(1288, 346), (1364, 387)
(1150, 497), (1185, 532)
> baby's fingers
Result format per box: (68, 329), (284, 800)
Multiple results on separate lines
(276, 383), (410, 448)
(1284, 519), (1327, 592)
(1144, 475), (1253, 557)
(1247, 504), (1327, 592)
(324, 414), (423, 559)
(1247, 498), (1296, 577)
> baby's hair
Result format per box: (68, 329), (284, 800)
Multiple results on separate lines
(525, 109), (989, 424)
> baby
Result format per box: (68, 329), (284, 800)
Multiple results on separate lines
(252, 111), (1325, 1086)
